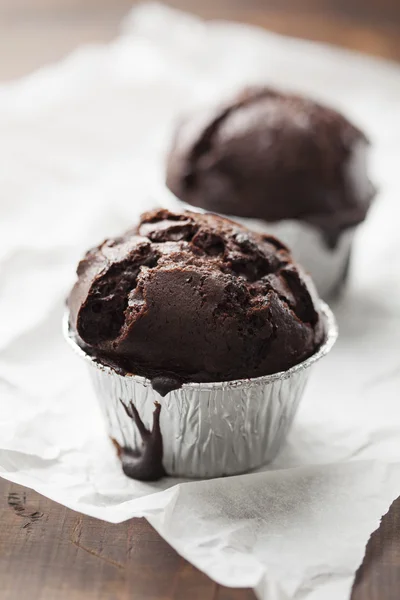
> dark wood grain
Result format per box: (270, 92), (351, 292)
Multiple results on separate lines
(351, 497), (400, 600)
(0, 478), (255, 600)
(1, 0), (400, 80)
(166, 0), (400, 61)
(2, 477), (400, 600)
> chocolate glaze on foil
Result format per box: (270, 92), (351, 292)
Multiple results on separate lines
(166, 87), (375, 248)
(112, 401), (165, 481)
(90, 353), (183, 394)
(150, 375), (183, 396)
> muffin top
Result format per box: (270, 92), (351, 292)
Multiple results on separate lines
(68, 209), (324, 394)
(166, 87), (375, 248)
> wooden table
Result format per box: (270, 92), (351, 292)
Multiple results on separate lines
(2, 476), (400, 600)
(1, 1), (400, 598)
(1, 0), (400, 81)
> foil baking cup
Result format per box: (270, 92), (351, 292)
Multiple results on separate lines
(160, 190), (354, 300)
(63, 303), (337, 479)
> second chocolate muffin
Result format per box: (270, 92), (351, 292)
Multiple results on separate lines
(68, 209), (324, 393)
(166, 87), (375, 249)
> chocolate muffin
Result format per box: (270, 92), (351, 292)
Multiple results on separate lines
(68, 209), (324, 394)
(166, 87), (375, 248)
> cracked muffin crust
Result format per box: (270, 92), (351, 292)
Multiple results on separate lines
(68, 209), (324, 391)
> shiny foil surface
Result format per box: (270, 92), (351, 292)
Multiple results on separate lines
(63, 303), (337, 478)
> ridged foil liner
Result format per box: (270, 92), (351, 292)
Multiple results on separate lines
(160, 190), (354, 300)
(63, 303), (337, 479)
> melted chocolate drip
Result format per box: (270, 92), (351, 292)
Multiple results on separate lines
(329, 246), (352, 298)
(113, 401), (165, 481)
(322, 229), (342, 251)
(150, 375), (183, 396)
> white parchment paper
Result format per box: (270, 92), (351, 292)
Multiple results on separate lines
(1, 4), (400, 599)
